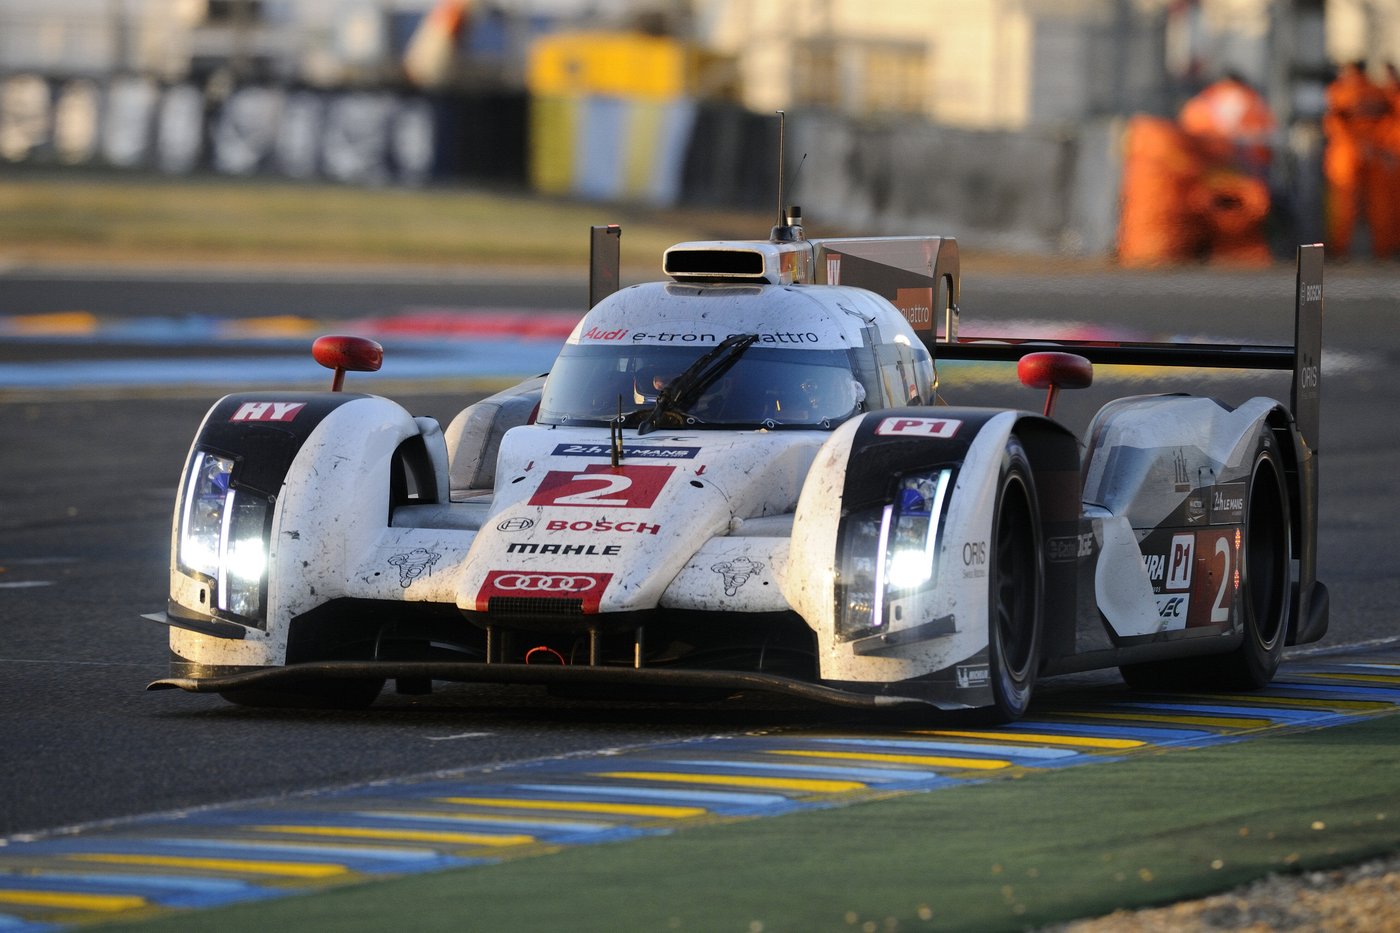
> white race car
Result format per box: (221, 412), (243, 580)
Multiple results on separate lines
(146, 216), (1327, 721)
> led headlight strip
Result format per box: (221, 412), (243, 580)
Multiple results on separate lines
(177, 451), (269, 624)
(836, 467), (954, 642)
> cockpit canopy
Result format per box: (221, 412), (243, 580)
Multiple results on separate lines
(537, 342), (866, 429)
(536, 282), (934, 431)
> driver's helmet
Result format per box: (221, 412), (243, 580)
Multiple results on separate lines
(772, 366), (864, 422)
(632, 362), (679, 405)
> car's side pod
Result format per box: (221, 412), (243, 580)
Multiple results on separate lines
(922, 245), (1326, 650)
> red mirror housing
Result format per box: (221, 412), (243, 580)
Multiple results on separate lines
(312, 335), (383, 391)
(1017, 351), (1093, 417)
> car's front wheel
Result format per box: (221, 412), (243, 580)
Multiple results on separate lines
(986, 437), (1043, 722)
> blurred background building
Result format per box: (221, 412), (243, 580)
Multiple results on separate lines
(2, 0), (1398, 260)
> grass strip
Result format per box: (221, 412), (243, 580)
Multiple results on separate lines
(101, 712), (1400, 932)
(0, 173), (761, 270)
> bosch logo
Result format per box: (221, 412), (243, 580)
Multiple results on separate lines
(490, 573), (600, 593)
(496, 517), (535, 531)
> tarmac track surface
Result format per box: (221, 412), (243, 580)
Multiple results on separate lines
(0, 261), (1397, 928)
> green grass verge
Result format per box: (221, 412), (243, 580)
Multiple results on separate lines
(0, 172), (766, 270)
(102, 713), (1400, 933)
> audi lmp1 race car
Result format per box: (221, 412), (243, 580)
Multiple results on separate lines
(145, 213), (1327, 722)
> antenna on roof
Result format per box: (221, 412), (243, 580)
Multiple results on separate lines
(775, 110), (786, 229)
(771, 112), (805, 242)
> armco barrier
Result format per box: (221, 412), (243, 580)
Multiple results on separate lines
(789, 110), (1094, 254)
(0, 74), (527, 187)
(678, 102), (779, 209)
(1, 72), (1119, 254)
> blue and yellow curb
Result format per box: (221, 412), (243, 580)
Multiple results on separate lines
(2, 651), (1398, 931)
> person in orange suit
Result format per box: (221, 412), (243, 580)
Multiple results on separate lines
(1324, 61), (1392, 259)
(1179, 71), (1276, 181)
(1376, 62), (1400, 259)
(1176, 73), (1275, 265)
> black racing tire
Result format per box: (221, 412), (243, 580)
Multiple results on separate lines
(1120, 430), (1292, 692)
(219, 678), (385, 710)
(1203, 429), (1292, 688)
(986, 437), (1044, 722)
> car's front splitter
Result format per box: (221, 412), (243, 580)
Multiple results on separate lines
(146, 660), (975, 711)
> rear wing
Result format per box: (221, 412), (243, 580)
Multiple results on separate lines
(933, 244), (1325, 455)
(812, 236), (961, 344)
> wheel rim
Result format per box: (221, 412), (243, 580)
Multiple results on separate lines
(994, 473), (1038, 682)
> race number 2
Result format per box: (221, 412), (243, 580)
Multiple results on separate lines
(528, 464), (675, 509)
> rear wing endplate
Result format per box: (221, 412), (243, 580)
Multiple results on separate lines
(589, 224), (621, 309)
(1291, 243), (1323, 455)
(813, 236), (961, 342)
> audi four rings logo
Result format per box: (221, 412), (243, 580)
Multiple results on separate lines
(490, 573), (600, 592)
(475, 570), (613, 612)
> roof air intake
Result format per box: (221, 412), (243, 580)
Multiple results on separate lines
(664, 248), (766, 280)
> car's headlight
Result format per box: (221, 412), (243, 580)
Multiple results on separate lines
(835, 468), (954, 642)
(177, 450), (270, 625)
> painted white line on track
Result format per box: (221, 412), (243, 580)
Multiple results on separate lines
(424, 733), (494, 742)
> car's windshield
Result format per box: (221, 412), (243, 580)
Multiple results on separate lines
(538, 343), (866, 429)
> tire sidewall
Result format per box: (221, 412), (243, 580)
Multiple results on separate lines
(1238, 430), (1292, 683)
(988, 437), (1043, 721)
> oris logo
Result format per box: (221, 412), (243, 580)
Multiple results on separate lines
(491, 573), (600, 592)
(475, 570), (613, 612)
(496, 517), (535, 532)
